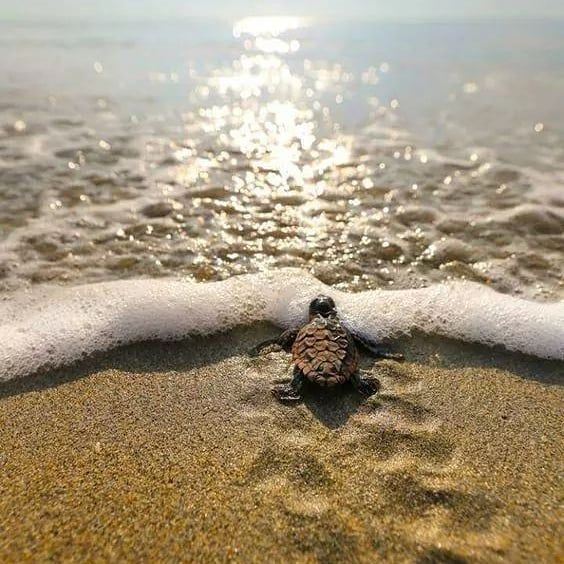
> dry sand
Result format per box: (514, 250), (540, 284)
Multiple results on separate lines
(0, 324), (562, 563)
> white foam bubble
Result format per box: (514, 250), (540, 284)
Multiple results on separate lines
(0, 269), (562, 380)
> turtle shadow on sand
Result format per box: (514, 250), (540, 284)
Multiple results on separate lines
(299, 379), (380, 430)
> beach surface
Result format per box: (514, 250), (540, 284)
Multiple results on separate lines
(0, 325), (562, 562)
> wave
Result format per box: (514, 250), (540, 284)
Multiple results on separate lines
(0, 269), (563, 380)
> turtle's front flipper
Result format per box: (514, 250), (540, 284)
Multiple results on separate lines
(353, 335), (404, 361)
(272, 369), (305, 403)
(351, 372), (379, 397)
(248, 337), (279, 357)
(248, 328), (299, 356)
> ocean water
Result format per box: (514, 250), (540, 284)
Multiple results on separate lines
(0, 17), (563, 375)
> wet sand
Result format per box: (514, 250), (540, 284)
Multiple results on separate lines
(0, 325), (562, 563)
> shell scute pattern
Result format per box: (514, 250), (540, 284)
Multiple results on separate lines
(292, 315), (358, 387)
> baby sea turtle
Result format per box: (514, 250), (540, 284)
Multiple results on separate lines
(250, 295), (403, 402)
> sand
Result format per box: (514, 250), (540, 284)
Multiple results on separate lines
(0, 325), (562, 563)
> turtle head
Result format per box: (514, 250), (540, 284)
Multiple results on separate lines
(309, 295), (336, 320)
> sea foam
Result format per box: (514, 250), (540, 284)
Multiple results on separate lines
(0, 269), (562, 380)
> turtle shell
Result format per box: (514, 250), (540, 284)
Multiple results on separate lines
(292, 315), (358, 386)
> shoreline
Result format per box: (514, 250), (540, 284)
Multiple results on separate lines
(0, 325), (562, 561)
(2, 272), (563, 383)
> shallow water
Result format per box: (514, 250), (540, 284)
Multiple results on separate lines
(0, 18), (563, 300)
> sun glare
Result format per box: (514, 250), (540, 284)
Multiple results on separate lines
(233, 16), (310, 38)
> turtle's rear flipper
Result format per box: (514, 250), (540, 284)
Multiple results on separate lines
(272, 384), (302, 403)
(352, 372), (379, 397)
(272, 369), (304, 403)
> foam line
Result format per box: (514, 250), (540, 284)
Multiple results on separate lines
(0, 269), (562, 380)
